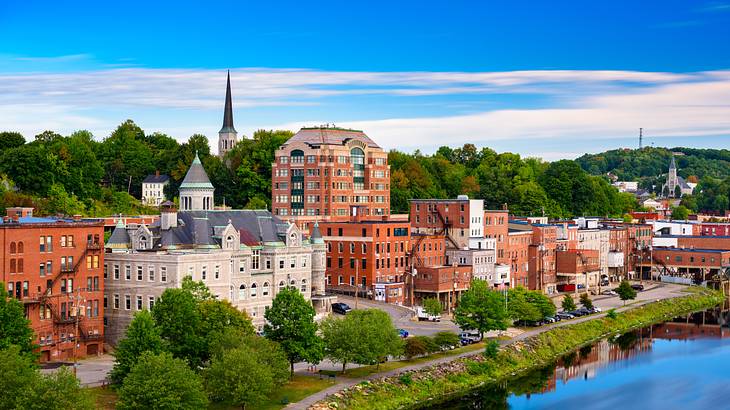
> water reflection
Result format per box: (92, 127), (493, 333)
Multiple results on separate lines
(434, 308), (730, 409)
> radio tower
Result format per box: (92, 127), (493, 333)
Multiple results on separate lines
(639, 128), (643, 149)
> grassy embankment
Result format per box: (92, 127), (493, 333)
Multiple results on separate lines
(321, 287), (725, 410)
(88, 374), (335, 410)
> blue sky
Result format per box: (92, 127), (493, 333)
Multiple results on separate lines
(1, 0), (729, 159)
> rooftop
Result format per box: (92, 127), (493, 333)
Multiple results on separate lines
(285, 127), (380, 149)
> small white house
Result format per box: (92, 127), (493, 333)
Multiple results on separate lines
(142, 171), (170, 206)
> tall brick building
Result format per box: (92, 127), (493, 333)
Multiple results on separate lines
(272, 127), (390, 229)
(1, 208), (105, 362)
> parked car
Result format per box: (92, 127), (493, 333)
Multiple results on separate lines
(556, 312), (575, 320)
(543, 316), (556, 324)
(416, 307), (441, 322)
(577, 307), (592, 316)
(600, 279), (610, 287)
(601, 289), (617, 296)
(398, 328), (409, 338)
(631, 284), (645, 291)
(459, 331), (482, 344)
(514, 319), (541, 327)
(332, 302), (352, 315)
(589, 307), (602, 314)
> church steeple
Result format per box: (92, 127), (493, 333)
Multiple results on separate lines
(218, 70), (238, 159)
(220, 70), (236, 134)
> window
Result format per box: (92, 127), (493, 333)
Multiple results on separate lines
(202, 265), (207, 280)
(301, 279), (307, 293)
(148, 266), (155, 281)
(67, 278), (73, 293)
(125, 265), (131, 280)
(214, 265), (220, 280)
(250, 283), (258, 298)
(160, 267), (167, 282)
(113, 294), (120, 309)
(279, 259), (285, 269)
(46, 236), (52, 252)
(136, 295), (143, 310)
(278, 281), (285, 292)
(301, 256), (307, 268)
(263, 282), (270, 296)
(125, 295), (131, 310)
(252, 250), (260, 270)
(137, 266), (143, 281)
(103, 295), (107, 309)
(238, 284), (246, 300)
(148, 296), (155, 310)
(39, 236), (45, 253)
(266, 258), (271, 270)
(239, 259), (246, 274)
(290, 257), (296, 269)
(114, 265), (120, 280)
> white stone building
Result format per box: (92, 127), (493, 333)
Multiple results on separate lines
(141, 172), (170, 206)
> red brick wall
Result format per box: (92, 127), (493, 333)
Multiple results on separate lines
(507, 231), (530, 288)
(677, 236), (730, 250)
(413, 265), (471, 293)
(485, 210), (509, 263)
(410, 200), (471, 230)
(1, 222), (105, 362)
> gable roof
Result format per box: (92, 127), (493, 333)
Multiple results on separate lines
(143, 174), (170, 184)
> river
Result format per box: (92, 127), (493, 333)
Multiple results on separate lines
(437, 309), (730, 410)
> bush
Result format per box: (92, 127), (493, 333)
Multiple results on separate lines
(432, 331), (460, 350)
(607, 309), (618, 319)
(484, 340), (500, 359)
(413, 336), (439, 354)
(404, 337), (427, 359)
(399, 373), (413, 385)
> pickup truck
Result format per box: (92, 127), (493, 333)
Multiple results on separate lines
(416, 307), (441, 322)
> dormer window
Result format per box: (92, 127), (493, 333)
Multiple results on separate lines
(226, 235), (234, 248)
(139, 236), (147, 250)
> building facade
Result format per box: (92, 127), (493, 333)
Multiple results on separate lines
(1, 207), (105, 362)
(141, 172), (170, 206)
(272, 127), (390, 229)
(410, 196), (485, 250)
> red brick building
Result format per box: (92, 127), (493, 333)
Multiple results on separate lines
(700, 223), (730, 237)
(676, 235), (730, 251)
(637, 247), (730, 283)
(604, 222), (653, 280)
(527, 223), (558, 294)
(556, 249), (600, 290)
(507, 228), (531, 288)
(409, 197), (485, 250)
(485, 210), (509, 263)
(412, 264), (472, 313)
(317, 218), (409, 304)
(1, 208), (105, 362)
(272, 127), (390, 229)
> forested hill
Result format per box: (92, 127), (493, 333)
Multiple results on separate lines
(575, 147), (730, 181)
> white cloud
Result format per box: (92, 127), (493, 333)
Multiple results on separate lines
(0, 66), (729, 157)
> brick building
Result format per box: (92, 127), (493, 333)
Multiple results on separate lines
(410, 196), (485, 250)
(556, 249), (601, 291)
(412, 264), (472, 313)
(526, 223), (558, 294)
(272, 127), (390, 229)
(484, 209), (509, 262)
(700, 223), (730, 237)
(1, 208), (105, 362)
(507, 228), (531, 288)
(318, 218), (409, 304)
(636, 247), (730, 283)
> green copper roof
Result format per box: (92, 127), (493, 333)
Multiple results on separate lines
(180, 152), (214, 189)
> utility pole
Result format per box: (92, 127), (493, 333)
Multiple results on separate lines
(354, 262), (359, 309)
(72, 288), (84, 377)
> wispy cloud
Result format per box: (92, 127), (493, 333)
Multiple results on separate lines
(0, 67), (729, 158)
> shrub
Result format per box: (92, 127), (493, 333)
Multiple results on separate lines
(399, 373), (413, 385)
(484, 340), (500, 359)
(432, 331), (460, 350)
(404, 338), (427, 359)
(607, 309), (618, 319)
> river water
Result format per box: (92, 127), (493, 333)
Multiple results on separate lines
(437, 309), (730, 410)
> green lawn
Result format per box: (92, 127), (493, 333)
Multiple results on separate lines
(342, 342), (485, 378)
(87, 375), (334, 410)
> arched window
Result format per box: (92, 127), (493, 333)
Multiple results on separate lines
(291, 149), (304, 164)
(17, 242), (23, 254)
(262, 282), (270, 297)
(238, 284), (247, 300)
(9, 242), (16, 254)
(290, 279), (296, 290)
(278, 281), (285, 292)
(250, 283), (258, 298)
(301, 278), (307, 293)
(139, 236), (147, 250)
(226, 236), (234, 249)
(350, 147), (365, 190)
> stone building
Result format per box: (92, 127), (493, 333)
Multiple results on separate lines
(662, 156), (693, 198)
(141, 171), (170, 206)
(104, 157), (329, 344)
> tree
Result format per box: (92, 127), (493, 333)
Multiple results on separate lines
(23, 367), (94, 410)
(422, 297), (443, 317)
(0, 345), (37, 410)
(453, 279), (508, 338)
(561, 294), (577, 312)
(671, 205), (690, 220)
(110, 310), (166, 384)
(0, 131), (25, 152)
(151, 288), (205, 367)
(579, 293), (594, 310)
(616, 280), (637, 305)
(264, 287), (324, 377)
(432, 331), (460, 350)
(205, 338), (288, 409)
(181, 275), (216, 301)
(404, 337), (427, 359)
(321, 309), (403, 372)
(0, 284), (35, 355)
(116, 352), (208, 410)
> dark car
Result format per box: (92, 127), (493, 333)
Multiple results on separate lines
(398, 328), (409, 338)
(631, 284), (645, 291)
(332, 302), (352, 315)
(556, 312), (575, 320)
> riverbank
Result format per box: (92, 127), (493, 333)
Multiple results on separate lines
(312, 287), (724, 410)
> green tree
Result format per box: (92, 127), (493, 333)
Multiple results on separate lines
(507, 288), (542, 322)
(454, 279), (508, 338)
(205, 339), (289, 409)
(403, 337), (427, 359)
(264, 287), (324, 377)
(321, 309), (403, 372)
(151, 288), (205, 367)
(23, 367), (94, 410)
(116, 352), (208, 410)
(181, 275), (216, 301)
(671, 205), (690, 220)
(0, 345), (37, 410)
(0, 131), (25, 152)
(561, 294), (577, 312)
(198, 299), (255, 355)
(0, 283), (35, 354)
(432, 331), (460, 350)
(616, 280), (637, 305)
(422, 297), (443, 317)
(110, 310), (166, 384)
(579, 293), (594, 310)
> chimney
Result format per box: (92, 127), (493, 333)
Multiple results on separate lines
(155, 170), (160, 177)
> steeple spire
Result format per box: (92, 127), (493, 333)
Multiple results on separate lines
(220, 70), (236, 134)
(669, 155), (677, 170)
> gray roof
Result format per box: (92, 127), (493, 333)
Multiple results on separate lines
(149, 210), (288, 249)
(107, 220), (130, 249)
(286, 128), (380, 149)
(142, 174), (170, 184)
(311, 221), (324, 244)
(219, 71), (236, 134)
(180, 153), (214, 189)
